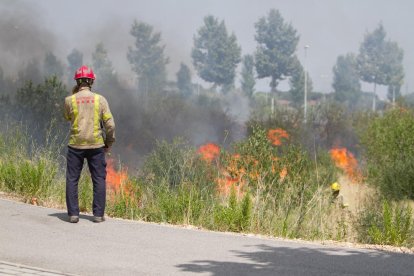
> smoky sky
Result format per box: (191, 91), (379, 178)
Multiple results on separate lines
(0, 1), (56, 73)
(3, 0), (414, 98)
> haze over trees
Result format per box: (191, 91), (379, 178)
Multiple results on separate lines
(176, 63), (193, 97)
(289, 60), (312, 108)
(0, 8), (409, 146)
(92, 42), (118, 91)
(240, 54), (256, 98)
(384, 41), (404, 102)
(43, 52), (64, 79)
(192, 15), (241, 93)
(66, 48), (83, 83)
(332, 53), (361, 106)
(357, 23), (404, 110)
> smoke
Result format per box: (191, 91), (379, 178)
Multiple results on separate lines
(0, 1), (56, 76)
(0, 1), (249, 168)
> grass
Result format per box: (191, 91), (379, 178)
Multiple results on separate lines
(0, 125), (63, 203)
(356, 198), (414, 246)
(0, 123), (413, 248)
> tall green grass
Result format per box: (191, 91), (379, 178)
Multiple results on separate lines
(0, 125), (63, 203)
(356, 198), (414, 246)
(1, 122), (413, 247)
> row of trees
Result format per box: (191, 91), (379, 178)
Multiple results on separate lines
(126, 10), (303, 96)
(1, 9), (406, 118)
(127, 9), (405, 112)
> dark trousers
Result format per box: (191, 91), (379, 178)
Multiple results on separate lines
(66, 146), (107, 217)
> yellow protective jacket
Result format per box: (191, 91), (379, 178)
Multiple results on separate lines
(64, 86), (115, 149)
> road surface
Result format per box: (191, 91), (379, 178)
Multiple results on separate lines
(0, 198), (413, 275)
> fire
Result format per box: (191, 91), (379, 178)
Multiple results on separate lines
(106, 158), (128, 192)
(267, 128), (289, 146)
(279, 167), (288, 181)
(330, 148), (361, 182)
(198, 143), (220, 162)
(217, 174), (245, 198)
(218, 152), (252, 198)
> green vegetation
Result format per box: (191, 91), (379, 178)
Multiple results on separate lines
(1, 103), (414, 248)
(1, 7), (414, 250)
(361, 108), (414, 200)
(0, 125), (63, 203)
(356, 199), (413, 246)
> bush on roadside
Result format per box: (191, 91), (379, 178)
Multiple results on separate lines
(142, 138), (217, 188)
(0, 125), (61, 202)
(356, 197), (414, 246)
(213, 188), (252, 232)
(360, 108), (414, 200)
(219, 126), (337, 239)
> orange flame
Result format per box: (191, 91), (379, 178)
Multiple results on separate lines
(217, 174), (245, 198)
(198, 143), (220, 162)
(279, 167), (288, 181)
(106, 159), (128, 192)
(267, 128), (289, 146)
(330, 148), (361, 182)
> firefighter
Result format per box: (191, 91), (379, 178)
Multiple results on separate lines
(64, 65), (115, 223)
(331, 182), (340, 201)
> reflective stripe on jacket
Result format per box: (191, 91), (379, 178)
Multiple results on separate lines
(64, 87), (115, 149)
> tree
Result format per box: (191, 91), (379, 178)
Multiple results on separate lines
(15, 76), (67, 137)
(176, 63), (193, 97)
(92, 42), (117, 91)
(18, 59), (42, 85)
(357, 24), (387, 85)
(289, 59), (312, 108)
(254, 9), (299, 92)
(127, 20), (169, 94)
(192, 15), (241, 92)
(67, 49), (83, 73)
(67, 48), (83, 84)
(44, 51), (64, 79)
(332, 53), (361, 105)
(0, 67), (12, 116)
(358, 23), (405, 110)
(240, 54), (255, 98)
(384, 41), (404, 103)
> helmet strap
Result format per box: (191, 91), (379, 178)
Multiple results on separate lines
(76, 78), (93, 88)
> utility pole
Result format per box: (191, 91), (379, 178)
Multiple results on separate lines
(372, 78), (376, 112)
(392, 85), (396, 107)
(304, 45), (310, 123)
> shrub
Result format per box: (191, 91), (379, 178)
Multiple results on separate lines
(138, 180), (214, 226)
(356, 199), (413, 246)
(360, 108), (414, 199)
(142, 138), (217, 189)
(0, 126), (60, 202)
(213, 188), (252, 232)
(106, 178), (142, 220)
(220, 126), (337, 239)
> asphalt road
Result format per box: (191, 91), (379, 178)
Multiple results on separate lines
(1, 198), (413, 276)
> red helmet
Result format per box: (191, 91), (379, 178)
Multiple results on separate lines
(74, 65), (96, 80)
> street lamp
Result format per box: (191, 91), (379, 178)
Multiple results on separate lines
(304, 45), (310, 122)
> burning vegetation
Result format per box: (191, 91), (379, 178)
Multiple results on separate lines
(2, 2), (414, 249)
(330, 148), (362, 182)
(106, 159), (128, 192)
(194, 128), (295, 200)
